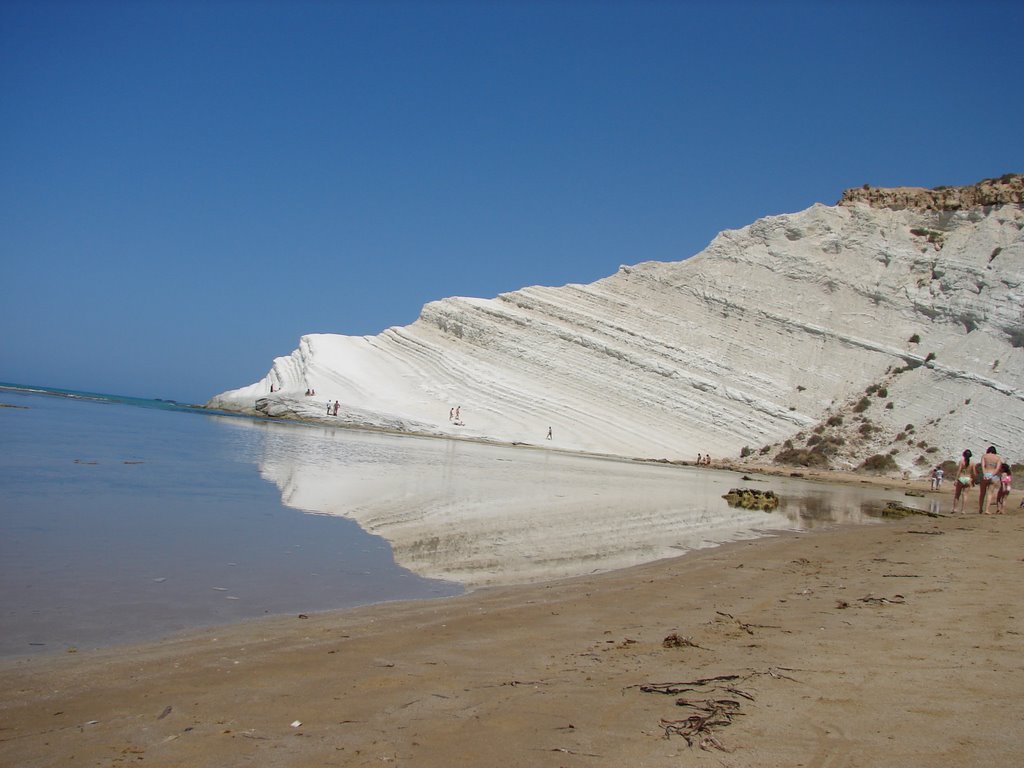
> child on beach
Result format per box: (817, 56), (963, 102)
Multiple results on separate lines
(952, 449), (973, 514)
(995, 463), (1012, 514)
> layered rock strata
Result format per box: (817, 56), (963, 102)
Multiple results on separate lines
(209, 181), (1024, 472)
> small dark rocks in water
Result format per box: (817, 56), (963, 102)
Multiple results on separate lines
(723, 488), (780, 511)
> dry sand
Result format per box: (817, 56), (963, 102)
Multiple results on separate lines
(1, 490), (1022, 767)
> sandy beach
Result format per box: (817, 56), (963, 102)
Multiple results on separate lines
(1, 475), (1021, 768)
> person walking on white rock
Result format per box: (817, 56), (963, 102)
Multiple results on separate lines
(546, 427), (552, 440)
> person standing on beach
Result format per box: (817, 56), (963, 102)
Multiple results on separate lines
(978, 446), (1003, 515)
(995, 463), (1012, 514)
(333, 400), (340, 416)
(546, 426), (552, 440)
(952, 449), (973, 514)
(930, 465), (943, 490)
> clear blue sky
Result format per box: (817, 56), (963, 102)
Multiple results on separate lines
(2, 0), (1021, 403)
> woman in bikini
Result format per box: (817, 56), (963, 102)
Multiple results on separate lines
(952, 449), (973, 514)
(977, 446), (1003, 515)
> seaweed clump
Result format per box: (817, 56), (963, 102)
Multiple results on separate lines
(879, 501), (939, 519)
(723, 488), (780, 511)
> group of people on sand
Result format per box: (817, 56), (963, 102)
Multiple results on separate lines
(448, 406), (464, 426)
(951, 446), (1016, 515)
(695, 453), (712, 465)
(304, 388), (317, 396)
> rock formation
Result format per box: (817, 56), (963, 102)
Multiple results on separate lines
(839, 173), (1023, 211)
(209, 178), (1024, 474)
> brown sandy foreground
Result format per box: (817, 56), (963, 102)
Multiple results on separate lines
(2, 503), (1023, 767)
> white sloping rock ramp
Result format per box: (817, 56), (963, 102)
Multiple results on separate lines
(209, 201), (1024, 468)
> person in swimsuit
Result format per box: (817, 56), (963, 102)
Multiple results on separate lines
(977, 446), (1003, 515)
(995, 462), (1012, 514)
(952, 449), (973, 514)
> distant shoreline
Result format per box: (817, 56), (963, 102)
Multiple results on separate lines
(3, 379), (946, 490)
(203, 395), (946, 492)
(0, 382), (198, 409)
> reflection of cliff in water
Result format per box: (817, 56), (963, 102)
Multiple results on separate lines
(764, 477), (941, 528)
(785, 493), (836, 522)
(226, 418), (937, 588)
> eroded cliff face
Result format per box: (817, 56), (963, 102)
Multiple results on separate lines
(210, 184), (1024, 474)
(839, 174), (1023, 211)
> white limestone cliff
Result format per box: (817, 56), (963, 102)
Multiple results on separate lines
(209, 181), (1024, 472)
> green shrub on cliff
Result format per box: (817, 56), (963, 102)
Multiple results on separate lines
(858, 453), (898, 473)
(775, 447), (830, 468)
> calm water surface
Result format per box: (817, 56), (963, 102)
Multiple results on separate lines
(0, 388), (460, 657)
(0, 387), (935, 657)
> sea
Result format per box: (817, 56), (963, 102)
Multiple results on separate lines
(0, 383), (928, 658)
(0, 384), (463, 657)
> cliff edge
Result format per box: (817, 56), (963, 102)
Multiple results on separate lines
(839, 173), (1023, 211)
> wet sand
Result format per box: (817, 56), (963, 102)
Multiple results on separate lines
(1, 481), (1021, 767)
